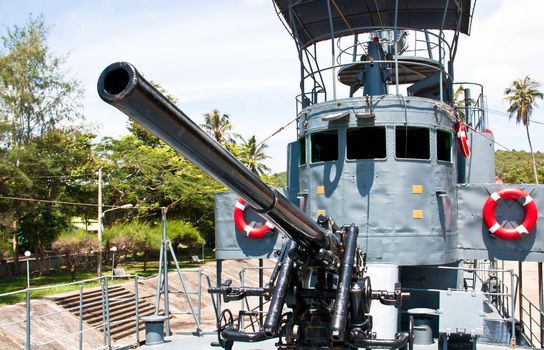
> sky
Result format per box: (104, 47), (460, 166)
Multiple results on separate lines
(0, 0), (543, 173)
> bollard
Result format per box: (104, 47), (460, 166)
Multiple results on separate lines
(141, 315), (169, 345)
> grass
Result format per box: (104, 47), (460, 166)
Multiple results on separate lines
(0, 256), (212, 306)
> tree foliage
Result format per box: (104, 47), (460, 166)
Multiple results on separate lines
(52, 229), (99, 281)
(0, 15), (83, 147)
(103, 219), (203, 271)
(504, 76), (544, 183)
(0, 16), (276, 278)
(236, 135), (271, 176)
(0, 16), (91, 275)
(496, 150), (543, 184)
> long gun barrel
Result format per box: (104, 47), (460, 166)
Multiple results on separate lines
(97, 62), (333, 252)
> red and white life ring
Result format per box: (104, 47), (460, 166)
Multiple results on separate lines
(233, 198), (275, 238)
(482, 188), (538, 240)
(457, 122), (470, 158)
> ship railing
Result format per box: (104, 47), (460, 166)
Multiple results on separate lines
(334, 28), (450, 66)
(0, 269), (219, 349)
(295, 58), (450, 115)
(0, 274), (148, 350)
(236, 265), (274, 331)
(295, 27), (456, 113)
(452, 82), (487, 132)
(403, 264), (519, 346)
(519, 293), (543, 348)
(164, 268), (210, 330)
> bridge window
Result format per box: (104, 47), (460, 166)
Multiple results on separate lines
(436, 129), (452, 162)
(311, 130), (338, 162)
(299, 137), (306, 165)
(395, 126), (429, 160)
(346, 127), (386, 159)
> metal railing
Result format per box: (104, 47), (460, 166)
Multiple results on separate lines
(403, 263), (520, 346)
(520, 293), (543, 348)
(0, 274), (148, 349)
(472, 260), (544, 349)
(237, 265), (274, 330)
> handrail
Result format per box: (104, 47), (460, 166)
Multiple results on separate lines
(520, 292), (543, 347)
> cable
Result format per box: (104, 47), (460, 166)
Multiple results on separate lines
(0, 195), (119, 209)
(256, 116), (298, 148)
(485, 108), (544, 126)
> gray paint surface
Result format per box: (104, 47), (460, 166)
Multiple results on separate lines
(214, 96), (544, 264)
(215, 191), (285, 260)
(457, 184), (544, 261)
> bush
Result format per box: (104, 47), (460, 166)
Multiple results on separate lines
(52, 229), (99, 281)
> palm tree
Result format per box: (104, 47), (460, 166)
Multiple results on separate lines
(238, 135), (271, 177)
(201, 109), (235, 146)
(504, 76), (544, 184)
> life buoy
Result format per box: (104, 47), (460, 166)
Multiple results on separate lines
(457, 122), (470, 158)
(233, 198), (275, 238)
(482, 188), (538, 240)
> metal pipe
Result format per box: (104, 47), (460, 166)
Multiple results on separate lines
(394, 0), (399, 96)
(26, 289), (30, 350)
(98, 168), (103, 277)
(104, 277), (111, 349)
(222, 329), (267, 342)
(135, 275), (140, 346)
(519, 261), (523, 333)
(198, 270), (202, 326)
(101, 277), (106, 346)
(262, 240), (297, 337)
(325, 0), (337, 100)
(154, 236), (164, 315)
(79, 283), (83, 350)
(167, 241), (202, 335)
(259, 259), (264, 327)
(161, 207), (171, 336)
(539, 262), (543, 348)
(240, 269), (246, 330)
(511, 270), (517, 347)
(330, 224), (359, 341)
(97, 62), (331, 252)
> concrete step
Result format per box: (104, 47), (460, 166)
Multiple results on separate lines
(85, 303), (155, 326)
(56, 288), (130, 311)
(76, 296), (137, 318)
(51, 285), (125, 304)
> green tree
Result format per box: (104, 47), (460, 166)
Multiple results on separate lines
(97, 133), (223, 243)
(237, 135), (270, 176)
(0, 16), (87, 275)
(52, 229), (99, 281)
(0, 15), (83, 147)
(504, 76), (544, 183)
(0, 129), (97, 275)
(201, 109), (237, 147)
(495, 150), (544, 184)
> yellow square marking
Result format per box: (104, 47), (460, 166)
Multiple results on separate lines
(412, 185), (423, 194)
(316, 186), (325, 195)
(412, 210), (424, 219)
(316, 210), (326, 217)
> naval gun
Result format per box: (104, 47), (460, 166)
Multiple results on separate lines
(97, 62), (411, 349)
